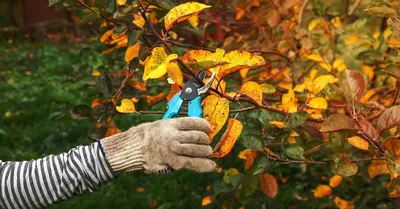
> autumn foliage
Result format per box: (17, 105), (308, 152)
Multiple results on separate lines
(52, 0), (400, 208)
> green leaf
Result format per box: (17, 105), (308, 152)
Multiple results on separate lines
(329, 131), (346, 153)
(252, 157), (270, 175)
(71, 105), (92, 119)
(377, 105), (400, 133)
(364, 7), (397, 18)
(388, 176), (400, 197)
(331, 156), (358, 177)
(152, 0), (175, 10)
(304, 140), (326, 156)
(285, 111), (308, 129)
(258, 109), (285, 126)
(285, 145), (305, 160)
(128, 29), (140, 46)
(260, 84), (276, 94)
(241, 135), (264, 151)
(231, 173), (244, 188)
(339, 70), (366, 111)
(385, 151), (400, 176)
(113, 25), (128, 35)
(240, 166), (259, 197)
(320, 114), (356, 132)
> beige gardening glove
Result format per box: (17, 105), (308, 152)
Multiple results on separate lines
(100, 117), (217, 174)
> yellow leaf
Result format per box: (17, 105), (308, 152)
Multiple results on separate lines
(360, 89), (377, 104)
(281, 89), (298, 113)
(240, 68), (249, 78)
(319, 62), (332, 72)
(294, 83), (306, 92)
(187, 14), (199, 27)
(100, 29), (113, 43)
(307, 54), (324, 62)
(329, 175), (343, 188)
(347, 136), (369, 151)
(333, 59), (344, 69)
(308, 18), (321, 31)
(310, 75), (337, 95)
(213, 119), (243, 158)
(143, 47), (178, 80)
(92, 71), (101, 77)
(239, 81), (263, 105)
(264, 147), (280, 158)
(362, 65), (375, 81)
(205, 77), (226, 94)
(164, 2), (211, 31)
(388, 37), (400, 48)
(116, 99), (136, 113)
(344, 34), (359, 45)
(201, 196), (212, 206)
(368, 159), (390, 179)
(125, 43), (141, 63)
(313, 185), (332, 198)
(260, 173), (278, 198)
(116, 0), (126, 5)
(307, 97), (328, 109)
(167, 61), (184, 86)
(306, 108), (323, 119)
(331, 16), (342, 28)
(202, 95), (229, 142)
(268, 121), (285, 129)
(334, 197), (355, 209)
(133, 14), (145, 29)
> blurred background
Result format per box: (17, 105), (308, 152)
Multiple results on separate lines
(0, 0), (394, 208)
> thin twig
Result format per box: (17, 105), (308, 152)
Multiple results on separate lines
(347, 0), (362, 16)
(75, 0), (122, 26)
(297, 0), (310, 26)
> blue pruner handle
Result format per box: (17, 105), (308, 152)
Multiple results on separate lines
(188, 96), (202, 118)
(162, 93), (183, 120)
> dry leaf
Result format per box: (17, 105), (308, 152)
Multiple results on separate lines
(132, 81), (146, 91)
(368, 159), (390, 179)
(213, 118), (243, 158)
(167, 61), (184, 86)
(164, 2), (211, 31)
(334, 197), (355, 209)
(260, 173), (278, 198)
(116, 99), (136, 113)
(239, 81), (263, 105)
(202, 95), (229, 142)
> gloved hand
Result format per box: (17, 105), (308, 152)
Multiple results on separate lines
(100, 117), (216, 174)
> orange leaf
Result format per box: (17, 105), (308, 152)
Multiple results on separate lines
(313, 185), (332, 198)
(329, 175), (343, 188)
(167, 61), (184, 86)
(202, 95), (229, 142)
(167, 84), (181, 101)
(143, 93), (166, 105)
(213, 118), (243, 158)
(125, 43), (140, 63)
(105, 127), (121, 137)
(132, 81), (146, 91)
(239, 81), (263, 105)
(116, 99), (136, 113)
(334, 196), (355, 209)
(238, 149), (257, 171)
(260, 173), (278, 198)
(347, 136), (369, 151)
(164, 2), (211, 31)
(100, 29), (113, 44)
(201, 195), (212, 206)
(268, 121), (285, 129)
(136, 187), (145, 192)
(368, 159), (390, 179)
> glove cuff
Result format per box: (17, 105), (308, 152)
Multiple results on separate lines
(100, 127), (144, 172)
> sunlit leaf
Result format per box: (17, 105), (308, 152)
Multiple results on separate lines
(167, 61), (184, 86)
(187, 14), (199, 27)
(260, 173), (278, 198)
(364, 7), (397, 18)
(116, 0), (127, 5)
(368, 158), (389, 179)
(268, 121), (285, 129)
(309, 75), (337, 95)
(201, 195), (212, 206)
(164, 2), (211, 31)
(116, 99), (136, 113)
(202, 95), (229, 142)
(347, 136), (369, 151)
(307, 54), (324, 62)
(281, 89), (298, 113)
(239, 81), (263, 105)
(143, 47), (178, 80)
(313, 185), (332, 198)
(133, 14), (145, 28)
(307, 97), (328, 109)
(213, 119), (243, 158)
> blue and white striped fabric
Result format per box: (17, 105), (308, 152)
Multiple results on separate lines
(0, 142), (115, 209)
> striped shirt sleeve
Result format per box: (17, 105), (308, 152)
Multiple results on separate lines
(0, 142), (116, 209)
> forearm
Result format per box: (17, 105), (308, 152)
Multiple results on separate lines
(0, 142), (115, 209)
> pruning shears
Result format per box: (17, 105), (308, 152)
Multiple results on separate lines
(162, 71), (216, 120)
